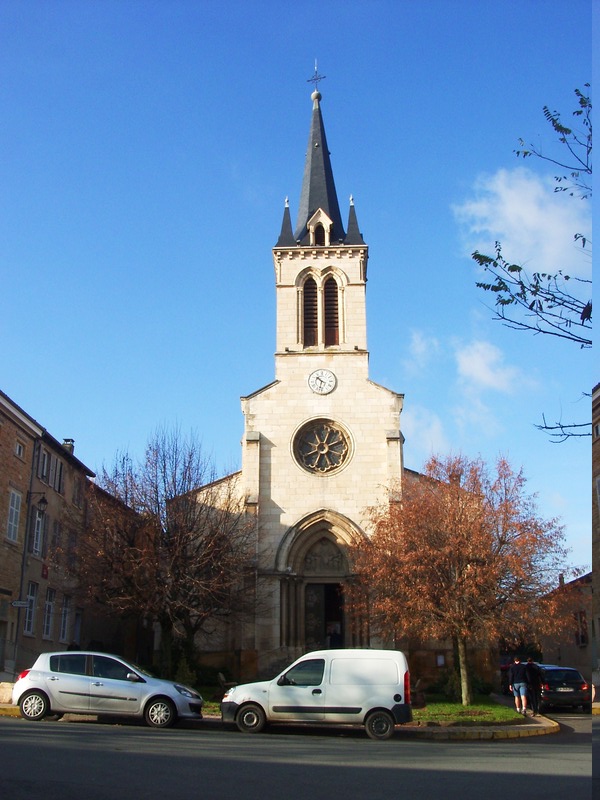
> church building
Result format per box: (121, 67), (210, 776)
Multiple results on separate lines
(227, 86), (406, 677)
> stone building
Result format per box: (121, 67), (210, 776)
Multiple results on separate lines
(0, 389), (121, 676)
(199, 88), (406, 679)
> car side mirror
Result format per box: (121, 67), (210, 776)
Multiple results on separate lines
(277, 675), (289, 686)
(126, 672), (141, 682)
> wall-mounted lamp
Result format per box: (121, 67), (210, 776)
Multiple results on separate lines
(28, 492), (48, 513)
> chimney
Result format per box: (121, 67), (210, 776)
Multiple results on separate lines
(62, 438), (75, 454)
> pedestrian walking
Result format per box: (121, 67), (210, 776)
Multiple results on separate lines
(508, 656), (530, 716)
(526, 657), (542, 716)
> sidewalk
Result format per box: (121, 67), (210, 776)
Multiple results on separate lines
(0, 698), (563, 740)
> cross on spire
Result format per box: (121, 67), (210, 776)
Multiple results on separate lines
(307, 60), (326, 91)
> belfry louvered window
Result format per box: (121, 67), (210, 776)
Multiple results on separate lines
(303, 278), (318, 346)
(324, 277), (339, 346)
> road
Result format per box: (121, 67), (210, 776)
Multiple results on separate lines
(0, 712), (592, 800)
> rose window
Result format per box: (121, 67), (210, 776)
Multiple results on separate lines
(293, 419), (351, 474)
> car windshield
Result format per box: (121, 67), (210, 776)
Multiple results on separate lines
(126, 661), (155, 678)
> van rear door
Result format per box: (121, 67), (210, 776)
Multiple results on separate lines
(268, 657), (326, 721)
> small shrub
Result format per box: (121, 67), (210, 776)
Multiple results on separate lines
(175, 656), (196, 687)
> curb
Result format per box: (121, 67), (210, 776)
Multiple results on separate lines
(0, 704), (560, 739)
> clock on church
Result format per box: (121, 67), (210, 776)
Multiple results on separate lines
(307, 369), (336, 395)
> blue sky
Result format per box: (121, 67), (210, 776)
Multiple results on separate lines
(1, 1), (592, 569)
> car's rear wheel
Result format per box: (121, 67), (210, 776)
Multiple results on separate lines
(144, 697), (176, 728)
(236, 703), (266, 733)
(20, 690), (49, 721)
(365, 709), (395, 740)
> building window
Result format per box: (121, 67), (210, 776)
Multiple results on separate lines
(73, 608), (83, 645)
(324, 277), (339, 346)
(574, 610), (588, 647)
(59, 596), (71, 643)
(303, 277), (318, 346)
(38, 448), (50, 482)
(293, 419), (351, 475)
(314, 224), (325, 246)
(24, 582), (38, 635)
(43, 588), (56, 639)
(29, 509), (47, 557)
(15, 441), (25, 459)
(7, 490), (21, 542)
(37, 448), (65, 494)
(72, 478), (83, 508)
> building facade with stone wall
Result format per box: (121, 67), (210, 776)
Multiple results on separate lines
(0, 390), (128, 677)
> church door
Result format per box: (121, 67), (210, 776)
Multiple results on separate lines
(304, 582), (344, 651)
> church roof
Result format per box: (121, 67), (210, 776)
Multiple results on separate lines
(276, 87), (366, 248)
(294, 90), (346, 245)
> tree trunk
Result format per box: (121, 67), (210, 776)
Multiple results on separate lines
(456, 635), (472, 706)
(157, 618), (174, 679)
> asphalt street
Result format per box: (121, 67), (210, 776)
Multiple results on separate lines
(0, 712), (592, 800)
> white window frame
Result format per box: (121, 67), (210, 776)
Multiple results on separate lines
(7, 490), (21, 542)
(31, 509), (44, 556)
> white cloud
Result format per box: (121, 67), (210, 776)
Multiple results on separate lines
(453, 167), (591, 278)
(454, 340), (521, 394)
(402, 330), (440, 374)
(402, 405), (451, 466)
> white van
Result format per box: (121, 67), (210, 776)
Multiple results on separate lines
(221, 649), (412, 740)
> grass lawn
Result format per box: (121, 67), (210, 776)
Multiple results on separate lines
(411, 694), (519, 725)
(201, 692), (519, 725)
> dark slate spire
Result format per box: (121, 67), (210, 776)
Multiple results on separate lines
(294, 90), (345, 244)
(344, 195), (365, 245)
(276, 197), (296, 246)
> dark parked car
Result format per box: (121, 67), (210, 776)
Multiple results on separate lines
(539, 666), (591, 712)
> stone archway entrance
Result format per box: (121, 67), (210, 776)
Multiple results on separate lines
(278, 513), (367, 652)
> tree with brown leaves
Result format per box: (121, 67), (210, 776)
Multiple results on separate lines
(349, 454), (575, 705)
(73, 426), (255, 676)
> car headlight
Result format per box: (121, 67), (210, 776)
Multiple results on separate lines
(222, 688), (235, 701)
(175, 684), (201, 700)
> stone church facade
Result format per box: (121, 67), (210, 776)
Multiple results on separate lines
(205, 88), (407, 679)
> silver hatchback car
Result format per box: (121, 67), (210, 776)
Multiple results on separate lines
(12, 651), (203, 728)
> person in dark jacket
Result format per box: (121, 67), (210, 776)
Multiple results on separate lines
(526, 657), (543, 716)
(508, 656), (530, 716)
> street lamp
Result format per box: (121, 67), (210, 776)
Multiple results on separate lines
(27, 492), (48, 513)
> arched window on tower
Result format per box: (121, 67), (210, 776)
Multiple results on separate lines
(314, 223), (326, 246)
(324, 277), (339, 346)
(303, 277), (318, 347)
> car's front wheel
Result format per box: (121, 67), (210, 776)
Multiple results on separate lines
(365, 709), (395, 740)
(144, 697), (176, 728)
(19, 690), (49, 721)
(236, 703), (266, 733)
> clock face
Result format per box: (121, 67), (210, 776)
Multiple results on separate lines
(308, 369), (336, 395)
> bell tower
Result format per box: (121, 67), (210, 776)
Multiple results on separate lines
(273, 89), (369, 365)
(238, 85), (404, 673)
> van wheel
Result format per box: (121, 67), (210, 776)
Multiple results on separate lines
(365, 710), (395, 740)
(236, 703), (266, 733)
